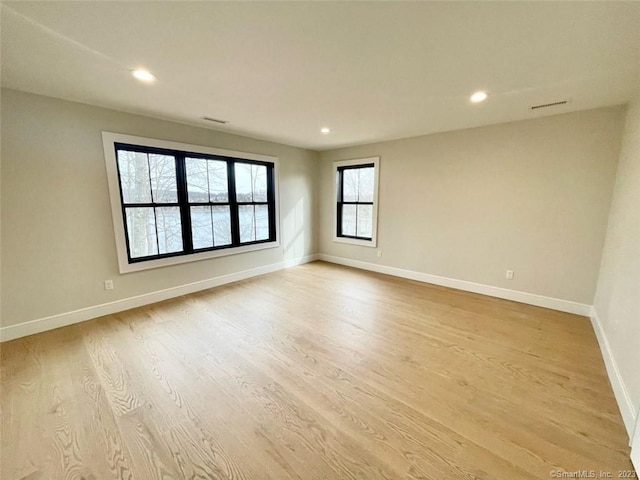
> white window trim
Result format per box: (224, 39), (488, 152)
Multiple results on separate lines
(102, 132), (280, 274)
(332, 156), (380, 248)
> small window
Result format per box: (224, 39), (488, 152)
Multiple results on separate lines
(334, 157), (380, 247)
(103, 133), (279, 273)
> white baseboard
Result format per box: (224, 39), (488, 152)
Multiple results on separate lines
(317, 254), (592, 316)
(590, 307), (637, 440)
(0, 254), (319, 343)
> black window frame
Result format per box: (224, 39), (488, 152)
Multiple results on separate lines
(336, 163), (375, 241)
(114, 142), (277, 264)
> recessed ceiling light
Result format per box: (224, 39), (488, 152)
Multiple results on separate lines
(470, 91), (488, 103)
(321, 127), (331, 134)
(131, 69), (156, 83)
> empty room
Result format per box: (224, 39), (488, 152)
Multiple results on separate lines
(1, 1), (639, 479)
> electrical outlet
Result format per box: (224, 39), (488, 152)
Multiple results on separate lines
(104, 280), (114, 290)
(377, 250), (382, 258)
(505, 270), (514, 280)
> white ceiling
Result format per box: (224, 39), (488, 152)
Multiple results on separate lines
(2, 1), (639, 150)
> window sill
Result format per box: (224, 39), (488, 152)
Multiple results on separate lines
(332, 236), (377, 248)
(119, 240), (280, 273)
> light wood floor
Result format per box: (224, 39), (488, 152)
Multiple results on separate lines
(1, 261), (633, 479)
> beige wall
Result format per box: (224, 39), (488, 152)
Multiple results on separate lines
(0, 89), (629, 331)
(319, 107), (625, 304)
(0, 89), (319, 328)
(593, 93), (640, 424)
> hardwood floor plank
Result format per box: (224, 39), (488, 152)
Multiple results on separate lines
(1, 337), (55, 480)
(111, 308), (301, 480)
(192, 279), (628, 465)
(100, 316), (269, 480)
(172, 291), (529, 479)
(151, 313), (401, 479)
(1, 261), (633, 479)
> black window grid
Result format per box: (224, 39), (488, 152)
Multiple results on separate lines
(114, 142), (276, 264)
(336, 163), (375, 241)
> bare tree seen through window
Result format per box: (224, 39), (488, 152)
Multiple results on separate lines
(118, 150), (183, 258)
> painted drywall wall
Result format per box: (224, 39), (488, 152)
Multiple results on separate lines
(1, 89), (319, 328)
(319, 106), (625, 305)
(593, 92), (640, 434)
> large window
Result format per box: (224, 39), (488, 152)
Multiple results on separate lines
(334, 157), (380, 247)
(103, 133), (278, 273)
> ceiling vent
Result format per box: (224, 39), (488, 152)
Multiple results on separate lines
(530, 100), (568, 110)
(202, 116), (228, 124)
